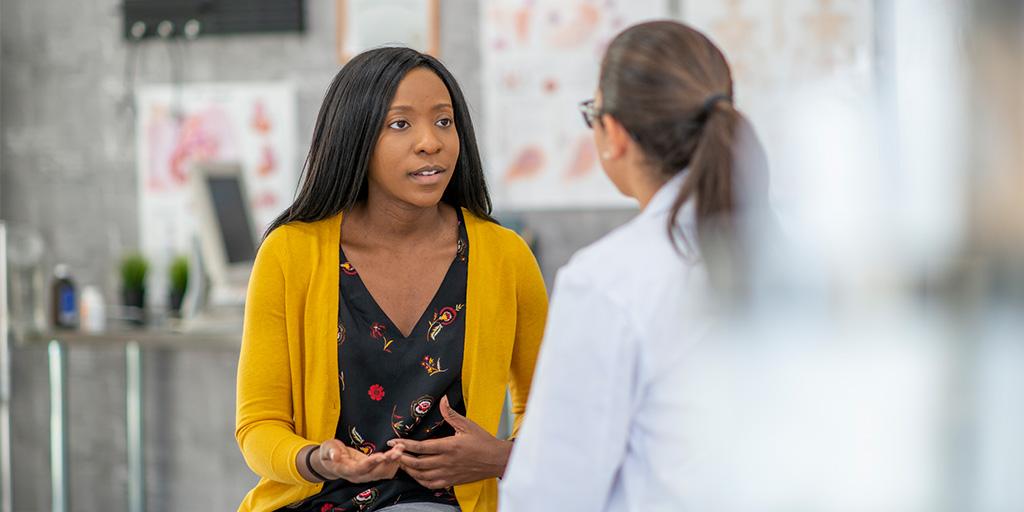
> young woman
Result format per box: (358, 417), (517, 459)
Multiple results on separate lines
(500, 21), (770, 510)
(235, 47), (547, 512)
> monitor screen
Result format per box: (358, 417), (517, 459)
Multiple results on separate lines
(206, 175), (257, 264)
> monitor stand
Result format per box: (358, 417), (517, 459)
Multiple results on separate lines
(177, 236), (247, 333)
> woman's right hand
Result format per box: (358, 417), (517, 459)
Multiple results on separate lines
(307, 439), (404, 483)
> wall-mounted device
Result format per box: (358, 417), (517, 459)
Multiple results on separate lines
(122, 0), (305, 40)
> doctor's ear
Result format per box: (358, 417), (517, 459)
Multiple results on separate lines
(599, 113), (631, 161)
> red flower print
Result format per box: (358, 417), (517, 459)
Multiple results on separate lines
(411, 395), (434, 418)
(437, 307), (458, 326)
(370, 322), (386, 339)
(320, 504), (334, 512)
(369, 322), (395, 352)
(368, 384), (385, 401)
(340, 261), (357, 276)
(414, 399), (431, 416)
(427, 304), (464, 342)
(354, 488), (378, 505)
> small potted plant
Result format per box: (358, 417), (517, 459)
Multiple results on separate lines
(168, 255), (189, 317)
(120, 253), (149, 325)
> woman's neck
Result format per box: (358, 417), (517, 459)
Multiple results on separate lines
(346, 194), (450, 246)
(628, 163), (670, 210)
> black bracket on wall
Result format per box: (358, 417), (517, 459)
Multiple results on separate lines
(121, 0), (306, 41)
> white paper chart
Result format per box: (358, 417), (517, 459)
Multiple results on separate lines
(135, 82), (298, 300)
(481, 0), (671, 209)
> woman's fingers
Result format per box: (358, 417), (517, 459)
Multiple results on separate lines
(339, 450), (405, 481)
(388, 437), (449, 455)
(371, 447), (403, 479)
(385, 444), (404, 461)
(314, 439), (407, 482)
(398, 453), (445, 471)
(438, 396), (472, 434)
(321, 447), (373, 476)
(372, 460), (401, 480)
(404, 467), (449, 489)
(319, 439), (347, 464)
(353, 453), (386, 472)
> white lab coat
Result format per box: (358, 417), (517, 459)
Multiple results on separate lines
(501, 173), (718, 511)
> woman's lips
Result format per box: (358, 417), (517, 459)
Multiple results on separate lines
(408, 166), (447, 185)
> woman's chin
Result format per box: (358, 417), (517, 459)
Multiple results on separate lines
(397, 190), (449, 210)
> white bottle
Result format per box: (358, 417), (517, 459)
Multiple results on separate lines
(80, 285), (106, 333)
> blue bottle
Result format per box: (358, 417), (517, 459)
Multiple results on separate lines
(51, 264), (78, 329)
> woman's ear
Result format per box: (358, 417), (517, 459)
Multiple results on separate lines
(599, 113), (630, 161)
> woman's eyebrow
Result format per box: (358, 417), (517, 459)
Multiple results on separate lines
(388, 103), (454, 113)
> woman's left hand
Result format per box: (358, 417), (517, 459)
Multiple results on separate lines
(388, 396), (513, 489)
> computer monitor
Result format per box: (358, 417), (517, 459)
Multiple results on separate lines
(190, 161), (258, 306)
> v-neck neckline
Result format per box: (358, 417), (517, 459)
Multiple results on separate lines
(341, 247), (460, 340)
(339, 209), (466, 340)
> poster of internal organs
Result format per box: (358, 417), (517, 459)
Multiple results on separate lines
(135, 83), (298, 296)
(481, 0), (671, 209)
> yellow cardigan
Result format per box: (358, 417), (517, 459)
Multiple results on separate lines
(235, 210), (547, 512)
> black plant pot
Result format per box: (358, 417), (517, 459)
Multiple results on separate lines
(122, 287), (147, 326)
(168, 288), (185, 317)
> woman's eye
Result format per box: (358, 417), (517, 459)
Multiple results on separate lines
(389, 120), (409, 130)
(436, 117), (453, 128)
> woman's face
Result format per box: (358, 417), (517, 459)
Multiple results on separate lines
(367, 67), (460, 209)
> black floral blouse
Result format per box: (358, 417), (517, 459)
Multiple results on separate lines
(288, 211), (468, 512)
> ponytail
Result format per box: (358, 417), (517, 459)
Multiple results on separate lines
(598, 20), (770, 281)
(668, 97), (738, 255)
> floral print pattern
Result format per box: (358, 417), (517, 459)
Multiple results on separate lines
(349, 426), (376, 455)
(420, 355), (447, 376)
(456, 237), (467, 262)
(427, 304), (463, 342)
(353, 488), (378, 509)
(367, 384), (385, 401)
(390, 405), (412, 438)
(410, 395), (433, 419)
(309, 209), (469, 511)
(368, 322), (395, 352)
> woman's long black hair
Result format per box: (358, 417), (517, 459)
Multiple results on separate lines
(264, 47), (494, 239)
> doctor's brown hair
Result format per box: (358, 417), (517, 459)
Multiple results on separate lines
(598, 21), (769, 260)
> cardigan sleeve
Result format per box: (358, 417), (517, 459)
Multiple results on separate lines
(507, 236), (548, 438)
(235, 228), (318, 486)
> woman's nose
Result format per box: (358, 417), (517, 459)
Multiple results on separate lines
(415, 127), (444, 155)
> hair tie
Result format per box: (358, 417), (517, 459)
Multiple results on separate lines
(700, 93), (732, 119)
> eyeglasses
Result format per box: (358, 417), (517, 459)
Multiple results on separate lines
(579, 99), (602, 129)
